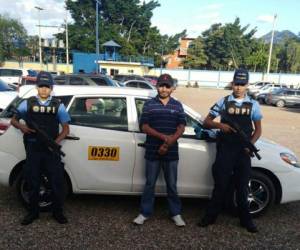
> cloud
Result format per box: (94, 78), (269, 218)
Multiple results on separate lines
(0, 0), (72, 38)
(257, 15), (276, 23)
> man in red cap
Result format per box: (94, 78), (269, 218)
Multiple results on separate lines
(133, 74), (186, 227)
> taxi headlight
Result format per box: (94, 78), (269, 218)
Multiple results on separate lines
(280, 153), (300, 168)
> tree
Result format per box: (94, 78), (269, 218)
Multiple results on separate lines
(0, 14), (28, 63)
(202, 18), (257, 70)
(245, 41), (268, 72)
(63, 0), (185, 67)
(277, 38), (300, 73)
(182, 37), (207, 69)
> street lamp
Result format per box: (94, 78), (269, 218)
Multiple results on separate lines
(35, 6), (44, 69)
(65, 8), (69, 73)
(266, 14), (277, 81)
(95, 0), (101, 73)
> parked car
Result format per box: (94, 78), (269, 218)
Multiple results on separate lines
(0, 68), (37, 87)
(253, 84), (288, 103)
(247, 82), (272, 96)
(143, 75), (158, 85)
(118, 80), (156, 90)
(0, 85), (299, 216)
(267, 89), (300, 107)
(54, 74), (118, 87)
(0, 80), (17, 113)
(113, 74), (146, 83)
(256, 88), (282, 104)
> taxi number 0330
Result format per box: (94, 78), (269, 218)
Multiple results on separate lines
(88, 146), (120, 161)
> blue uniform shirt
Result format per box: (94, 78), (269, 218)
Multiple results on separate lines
(17, 95), (71, 124)
(140, 96), (186, 161)
(209, 94), (262, 121)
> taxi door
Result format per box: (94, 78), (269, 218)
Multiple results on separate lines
(62, 95), (135, 192)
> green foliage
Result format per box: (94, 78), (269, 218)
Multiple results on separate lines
(0, 14), (28, 63)
(183, 37), (207, 69)
(200, 18), (257, 70)
(64, 0), (185, 67)
(277, 38), (300, 73)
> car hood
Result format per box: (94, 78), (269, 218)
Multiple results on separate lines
(0, 92), (18, 109)
(257, 137), (295, 155)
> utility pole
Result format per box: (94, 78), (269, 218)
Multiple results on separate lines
(95, 0), (101, 73)
(65, 9), (69, 73)
(266, 14), (277, 81)
(35, 6), (44, 70)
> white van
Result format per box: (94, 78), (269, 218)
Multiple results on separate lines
(0, 68), (37, 87)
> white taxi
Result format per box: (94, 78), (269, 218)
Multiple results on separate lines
(0, 85), (299, 216)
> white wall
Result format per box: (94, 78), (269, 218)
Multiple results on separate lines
(149, 68), (300, 88)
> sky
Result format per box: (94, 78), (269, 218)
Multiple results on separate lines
(0, 0), (299, 39)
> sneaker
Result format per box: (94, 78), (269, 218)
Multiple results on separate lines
(53, 212), (68, 224)
(172, 215), (186, 227)
(133, 214), (148, 225)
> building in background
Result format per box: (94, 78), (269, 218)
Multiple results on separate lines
(165, 37), (194, 69)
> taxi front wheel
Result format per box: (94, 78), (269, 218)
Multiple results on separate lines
(15, 169), (70, 212)
(226, 171), (276, 217)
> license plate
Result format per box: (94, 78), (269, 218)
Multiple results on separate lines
(88, 146), (120, 161)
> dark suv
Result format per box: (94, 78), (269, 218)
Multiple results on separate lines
(113, 74), (146, 83)
(267, 89), (300, 107)
(54, 74), (118, 87)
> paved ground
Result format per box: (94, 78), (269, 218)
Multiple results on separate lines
(0, 87), (300, 249)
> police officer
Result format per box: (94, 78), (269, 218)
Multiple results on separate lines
(198, 69), (262, 233)
(11, 71), (71, 225)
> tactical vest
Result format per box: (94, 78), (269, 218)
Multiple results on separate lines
(219, 95), (253, 143)
(25, 96), (60, 143)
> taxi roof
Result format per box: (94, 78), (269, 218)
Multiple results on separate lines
(18, 85), (157, 99)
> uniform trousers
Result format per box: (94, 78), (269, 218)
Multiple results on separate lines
(205, 141), (252, 223)
(24, 141), (64, 215)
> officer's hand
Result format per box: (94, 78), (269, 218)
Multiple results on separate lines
(219, 123), (236, 133)
(158, 143), (168, 155)
(19, 124), (35, 134)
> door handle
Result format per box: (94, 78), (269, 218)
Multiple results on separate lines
(65, 135), (80, 140)
(137, 142), (146, 147)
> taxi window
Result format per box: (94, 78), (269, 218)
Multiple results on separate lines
(134, 97), (210, 139)
(135, 98), (147, 121)
(68, 97), (128, 131)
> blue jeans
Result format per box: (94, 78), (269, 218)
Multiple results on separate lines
(140, 160), (182, 217)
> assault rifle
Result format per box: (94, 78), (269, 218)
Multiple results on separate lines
(29, 120), (66, 157)
(11, 107), (65, 157)
(212, 105), (261, 160)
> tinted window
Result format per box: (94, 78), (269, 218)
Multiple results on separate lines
(139, 82), (152, 89)
(57, 96), (73, 107)
(90, 77), (109, 86)
(0, 69), (22, 76)
(286, 91), (296, 95)
(69, 77), (86, 85)
(69, 97), (128, 131)
(135, 98), (147, 122)
(127, 81), (138, 88)
(54, 77), (67, 85)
